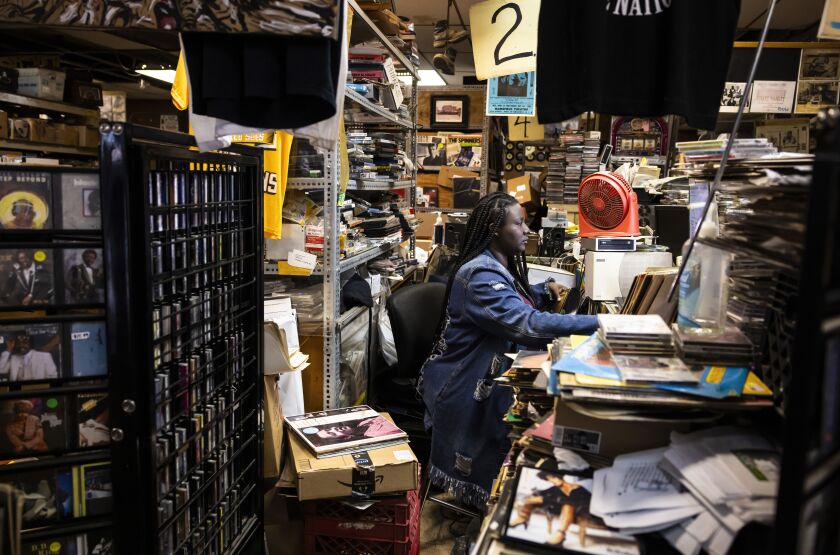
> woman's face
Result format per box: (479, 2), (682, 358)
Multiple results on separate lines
(493, 205), (530, 256)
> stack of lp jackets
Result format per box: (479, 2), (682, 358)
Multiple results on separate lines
(537, 0), (741, 131)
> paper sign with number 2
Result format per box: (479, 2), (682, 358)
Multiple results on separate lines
(470, 0), (541, 81)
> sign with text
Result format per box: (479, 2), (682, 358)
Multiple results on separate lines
(507, 116), (544, 141)
(470, 0), (540, 81)
(487, 71), (536, 116)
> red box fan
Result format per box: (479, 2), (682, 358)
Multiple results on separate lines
(577, 171), (640, 238)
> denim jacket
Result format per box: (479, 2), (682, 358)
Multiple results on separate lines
(419, 249), (598, 507)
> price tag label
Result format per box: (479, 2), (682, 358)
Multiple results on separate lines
(470, 0), (540, 81)
(508, 116), (544, 141)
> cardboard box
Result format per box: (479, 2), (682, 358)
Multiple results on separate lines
(553, 400), (689, 459)
(76, 125), (99, 147)
(264, 375), (284, 479)
(436, 165), (479, 188)
(52, 123), (79, 146)
(0, 111), (7, 139)
(287, 415), (419, 501)
(17, 68), (66, 101)
(9, 118), (31, 140)
(507, 174), (539, 207)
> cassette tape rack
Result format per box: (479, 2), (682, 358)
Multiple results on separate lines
(100, 124), (263, 554)
(0, 164), (114, 552)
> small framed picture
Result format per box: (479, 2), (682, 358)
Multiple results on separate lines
(430, 95), (470, 129)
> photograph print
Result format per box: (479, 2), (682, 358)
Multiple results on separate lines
(800, 50), (840, 80)
(0, 170), (52, 230)
(431, 95), (469, 128)
(0, 396), (67, 456)
(795, 80), (840, 114)
(0, 323), (61, 383)
(0, 249), (55, 307)
(498, 73), (531, 98)
(720, 82), (750, 113)
(504, 466), (639, 554)
(62, 248), (105, 304)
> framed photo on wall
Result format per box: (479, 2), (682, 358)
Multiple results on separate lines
(430, 95), (470, 129)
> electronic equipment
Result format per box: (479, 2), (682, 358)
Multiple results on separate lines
(540, 227), (566, 258)
(578, 171), (640, 238)
(581, 236), (636, 252)
(444, 220), (467, 250)
(598, 144), (613, 170)
(527, 264), (576, 289)
(584, 251), (673, 301)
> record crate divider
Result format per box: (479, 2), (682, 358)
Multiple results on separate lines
(100, 123), (264, 554)
(0, 164), (114, 547)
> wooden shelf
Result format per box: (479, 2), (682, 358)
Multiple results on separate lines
(0, 138), (98, 157)
(0, 91), (100, 120)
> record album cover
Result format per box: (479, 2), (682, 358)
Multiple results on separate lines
(59, 172), (101, 230)
(23, 536), (78, 555)
(0, 248), (55, 307)
(77, 463), (113, 517)
(79, 531), (113, 555)
(0, 169), (52, 230)
(7, 468), (73, 526)
(62, 248), (104, 304)
(69, 321), (107, 378)
(76, 392), (109, 448)
(0, 322), (61, 382)
(284, 405), (406, 456)
(0, 396), (67, 455)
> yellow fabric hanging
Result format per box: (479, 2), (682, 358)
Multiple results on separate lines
(171, 53), (293, 239)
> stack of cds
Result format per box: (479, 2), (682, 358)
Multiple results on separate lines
(597, 314), (676, 356)
(674, 326), (754, 366)
(561, 133), (584, 203)
(582, 131), (601, 178)
(544, 143), (566, 204)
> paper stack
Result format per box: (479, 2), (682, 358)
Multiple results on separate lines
(597, 314), (675, 356)
(659, 427), (780, 555)
(591, 447), (704, 534)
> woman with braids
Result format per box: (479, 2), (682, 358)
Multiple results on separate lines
(419, 192), (598, 508)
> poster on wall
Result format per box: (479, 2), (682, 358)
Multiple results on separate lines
(720, 82), (750, 113)
(796, 49), (840, 114)
(750, 81), (796, 114)
(487, 71), (536, 116)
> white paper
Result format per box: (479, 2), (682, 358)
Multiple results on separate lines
(288, 249), (317, 270)
(749, 81), (796, 114)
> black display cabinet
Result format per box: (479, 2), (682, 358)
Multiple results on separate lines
(100, 124), (263, 554)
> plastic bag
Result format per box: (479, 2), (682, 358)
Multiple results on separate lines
(379, 298), (398, 366)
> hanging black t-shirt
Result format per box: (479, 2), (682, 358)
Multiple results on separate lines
(537, 0), (741, 130)
(181, 4), (343, 130)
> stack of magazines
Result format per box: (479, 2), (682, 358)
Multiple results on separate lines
(284, 406), (407, 458)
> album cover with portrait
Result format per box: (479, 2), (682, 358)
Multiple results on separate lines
(76, 392), (110, 448)
(0, 322), (62, 383)
(61, 248), (105, 305)
(0, 248), (55, 307)
(68, 321), (107, 378)
(0, 169), (53, 230)
(58, 172), (101, 230)
(0, 395), (68, 456)
(6, 467), (73, 526)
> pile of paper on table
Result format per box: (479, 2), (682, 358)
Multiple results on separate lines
(660, 427), (779, 555)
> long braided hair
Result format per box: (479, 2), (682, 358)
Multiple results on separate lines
(431, 192), (535, 348)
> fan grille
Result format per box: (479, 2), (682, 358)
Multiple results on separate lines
(579, 174), (630, 230)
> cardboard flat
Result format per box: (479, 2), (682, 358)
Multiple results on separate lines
(287, 413), (418, 501)
(436, 165), (479, 188)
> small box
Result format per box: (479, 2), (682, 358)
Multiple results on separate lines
(287, 415), (419, 501)
(507, 174), (538, 206)
(0, 111), (7, 139)
(26, 119), (55, 143)
(17, 68), (66, 101)
(53, 123), (79, 146)
(76, 126), (99, 147)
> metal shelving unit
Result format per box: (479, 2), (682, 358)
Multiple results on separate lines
(265, 7), (417, 411)
(0, 91), (100, 120)
(0, 138), (98, 157)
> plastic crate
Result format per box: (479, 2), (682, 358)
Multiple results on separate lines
(303, 488), (421, 555)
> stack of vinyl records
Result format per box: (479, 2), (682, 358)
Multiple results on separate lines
(674, 326), (754, 366)
(561, 132), (584, 203)
(582, 131), (601, 177)
(598, 314), (676, 356)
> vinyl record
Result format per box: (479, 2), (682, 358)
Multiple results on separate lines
(0, 169), (52, 230)
(68, 321), (107, 378)
(58, 172), (101, 230)
(0, 396), (68, 456)
(0, 322), (61, 383)
(61, 248), (105, 305)
(0, 248), (55, 307)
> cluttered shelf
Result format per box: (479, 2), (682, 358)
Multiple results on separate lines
(0, 138), (98, 157)
(347, 0), (418, 79)
(0, 91), (99, 119)
(287, 177), (412, 191)
(345, 88), (414, 129)
(264, 239), (401, 276)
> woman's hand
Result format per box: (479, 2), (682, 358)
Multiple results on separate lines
(547, 281), (567, 301)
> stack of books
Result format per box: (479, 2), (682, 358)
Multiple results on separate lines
(285, 405), (408, 458)
(674, 326), (754, 366)
(597, 314), (675, 356)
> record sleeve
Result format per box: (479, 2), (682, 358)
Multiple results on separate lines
(0, 395), (68, 456)
(78, 530), (114, 554)
(68, 321), (107, 378)
(61, 248), (105, 305)
(284, 405), (407, 456)
(76, 392), (109, 448)
(0, 248), (55, 307)
(58, 172), (101, 230)
(7, 467), (73, 527)
(76, 462), (113, 517)
(23, 536), (77, 555)
(0, 322), (61, 382)
(0, 169), (53, 230)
